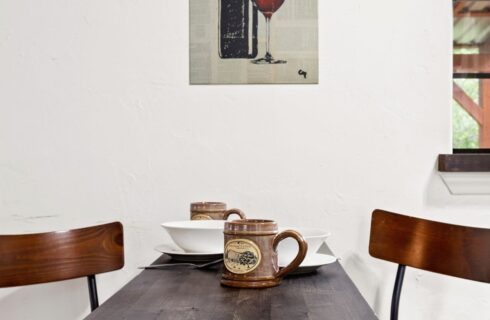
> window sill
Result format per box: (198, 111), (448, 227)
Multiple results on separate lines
(438, 153), (490, 194)
(438, 154), (490, 172)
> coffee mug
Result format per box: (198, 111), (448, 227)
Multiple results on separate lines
(221, 219), (308, 288)
(190, 202), (246, 220)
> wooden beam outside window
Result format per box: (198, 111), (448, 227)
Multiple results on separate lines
(453, 81), (484, 125)
(454, 11), (490, 18)
(479, 80), (490, 147)
(453, 1), (468, 15)
(454, 54), (490, 73)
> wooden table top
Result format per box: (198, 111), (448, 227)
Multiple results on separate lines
(86, 254), (377, 320)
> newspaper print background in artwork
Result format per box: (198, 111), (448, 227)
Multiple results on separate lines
(190, 0), (318, 84)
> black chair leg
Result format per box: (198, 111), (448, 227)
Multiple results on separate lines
(390, 264), (406, 320)
(87, 275), (99, 311)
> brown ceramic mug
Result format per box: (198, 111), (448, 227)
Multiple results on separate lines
(221, 219), (308, 288)
(190, 202), (246, 220)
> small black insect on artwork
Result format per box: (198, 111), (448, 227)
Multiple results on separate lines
(298, 69), (307, 79)
(190, 0), (318, 84)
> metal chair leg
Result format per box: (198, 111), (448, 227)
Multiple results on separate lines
(390, 264), (406, 320)
(87, 275), (99, 311)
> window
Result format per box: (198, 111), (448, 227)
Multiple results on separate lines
(453, 0), (490, 150)
(440, 1), (490, 174)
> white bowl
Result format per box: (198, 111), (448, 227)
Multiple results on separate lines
(161, 220), (225, 253)
(277, 228), (330, 265)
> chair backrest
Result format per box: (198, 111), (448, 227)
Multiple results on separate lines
(369, 209), (490, 283)
(0, 222), (124, 288)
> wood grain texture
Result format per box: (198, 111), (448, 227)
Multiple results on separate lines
(369, 209), (490, 283)
(438, 154), (490, 172)
(85, 255), (377, 320)
(0, 222), (124, 287)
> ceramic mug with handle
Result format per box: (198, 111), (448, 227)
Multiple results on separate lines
(190, 202), (246, 220)
(221, 219), (307, 288)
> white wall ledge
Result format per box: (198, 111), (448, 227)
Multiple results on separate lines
(439, 172), (490, 195)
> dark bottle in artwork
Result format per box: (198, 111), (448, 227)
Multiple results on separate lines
(219, 0), (258, 59)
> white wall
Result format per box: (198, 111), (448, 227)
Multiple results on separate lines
(0, 0), (489, 319)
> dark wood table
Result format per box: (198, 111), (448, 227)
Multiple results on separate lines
(86, 254), (377, 320)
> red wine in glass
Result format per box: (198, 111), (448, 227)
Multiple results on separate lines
(252, 0), (286, 64)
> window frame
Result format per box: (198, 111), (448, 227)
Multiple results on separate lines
(439, 1), (490, 172)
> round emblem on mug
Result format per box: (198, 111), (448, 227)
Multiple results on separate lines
(224, 239), (262, 274)
(191, 214), (212, 220)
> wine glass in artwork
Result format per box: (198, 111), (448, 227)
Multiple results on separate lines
(252, 0), (286, 64)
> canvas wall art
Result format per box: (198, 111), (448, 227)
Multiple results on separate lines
(190, 0), (318, 84)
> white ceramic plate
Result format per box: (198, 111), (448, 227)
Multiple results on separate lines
(154, 244), (223, 262)
(279, 253), (337, 275)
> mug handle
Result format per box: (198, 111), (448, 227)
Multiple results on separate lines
(273, 230), (308, 278)
(223, 208), (246, 220)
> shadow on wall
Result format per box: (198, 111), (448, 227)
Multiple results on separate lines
(424, 162), (490, 211)
(342, 252), (384, 318)
(0, 278), (89, 320)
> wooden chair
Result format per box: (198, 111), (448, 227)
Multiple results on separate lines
(0, 222), (124, 312)
(369, 209), (490, 320)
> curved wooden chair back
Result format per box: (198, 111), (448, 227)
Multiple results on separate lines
(369, 209), (490, 282)
(369, 209), (490, 320)
(0, 222), (124, 311)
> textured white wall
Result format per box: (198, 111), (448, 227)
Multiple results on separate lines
(0, 0), (489, 319)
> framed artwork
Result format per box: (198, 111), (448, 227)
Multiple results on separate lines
(190, 0), (318, 84)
